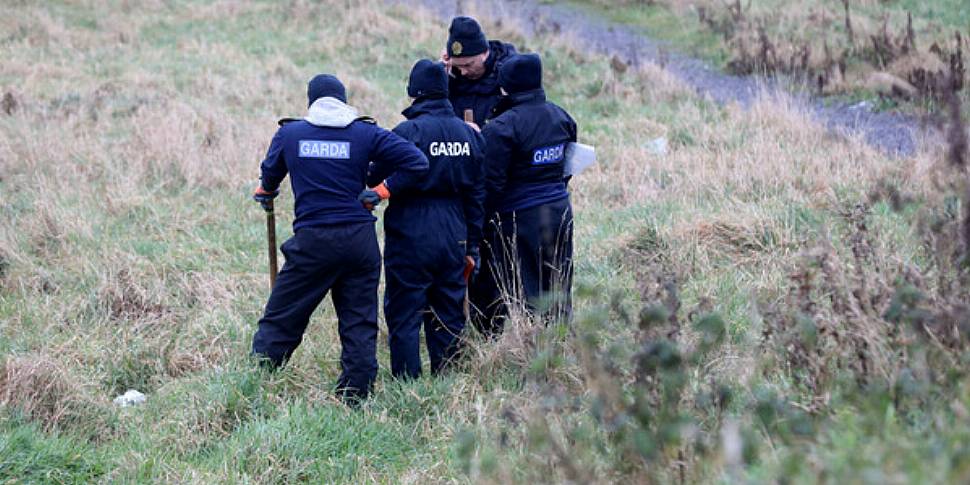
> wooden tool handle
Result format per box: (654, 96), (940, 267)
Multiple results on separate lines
(266, 200), (278, 289)
(463, 109), (474, 123)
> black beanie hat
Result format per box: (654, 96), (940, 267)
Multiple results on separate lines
(307, 74), (347, 106)
(498, 53), (542, 94)
(447, 16), (488, 58)
(407, 59), (449, 99)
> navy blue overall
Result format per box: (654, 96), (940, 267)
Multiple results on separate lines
(368, 97), (485, 378)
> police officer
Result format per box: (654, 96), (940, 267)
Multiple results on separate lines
(251, 74), (428, 404)
(362, 60), (485, 379)
(474, 53), (577, 335)
(441, 16), (517, 129)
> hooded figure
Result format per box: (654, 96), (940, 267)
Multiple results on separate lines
(442, 16), (517, 127)
(470, 53), (577, 335)
(364, 59), (485, 379)
(251, 73), (429, 404)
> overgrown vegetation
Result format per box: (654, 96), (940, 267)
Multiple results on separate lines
(1, 0), (969, 483)
(578, 0), (969, 112)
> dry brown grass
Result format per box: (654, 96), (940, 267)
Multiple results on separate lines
(0, 352), (109, 435)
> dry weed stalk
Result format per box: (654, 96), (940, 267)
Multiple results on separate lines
(759, 77), (970, 414)
(691, 0), (968, 101)
(942, 73), (970, 264)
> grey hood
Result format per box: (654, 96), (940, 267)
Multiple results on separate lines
(305, 97), (359, 128)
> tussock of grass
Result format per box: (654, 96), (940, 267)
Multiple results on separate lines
(0, 353), (109, 436)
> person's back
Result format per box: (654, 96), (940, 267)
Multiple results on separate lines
(378, 97), (484, 251)
(368, 60), (485, 379)
(251, 74), (428, 404)
(483, 91), (576, 216)
(471, 53), (577, 335)
(266, 98), (425, 230)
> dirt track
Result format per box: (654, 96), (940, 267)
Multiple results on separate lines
(393, 0), (928, 157)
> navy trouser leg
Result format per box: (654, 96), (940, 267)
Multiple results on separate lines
(425, 257), (467, 374)
(539, 199), (574, 322)
(498, 198), (574, 323)
(251, 233), (337, 367)
(384, 198), (469, 369)
(383, 260), (431, 379)
(251, 223), (382, 402)
(469, 218), (508, 337)
(331, 251), (381, 401)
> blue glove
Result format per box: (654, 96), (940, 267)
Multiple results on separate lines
(253, 187), (279, 212)
(358, 189), (382, 211)
(358, 183), (390, 211)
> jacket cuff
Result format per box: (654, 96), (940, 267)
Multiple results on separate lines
(259, 179), (279, 193)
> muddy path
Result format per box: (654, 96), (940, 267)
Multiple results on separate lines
(392, 0), (929, 157)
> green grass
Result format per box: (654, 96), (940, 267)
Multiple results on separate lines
(566, 0), (730, 65)
(1, 0), (969, 483)
(0, 419), (106, 483)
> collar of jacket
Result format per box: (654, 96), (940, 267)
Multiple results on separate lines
(492, 88), (546, 117)
(506, 88), (546, 105)
(402, 96), (455, 119)
(483, 40), (514, 77)
(483, 46), (498, 78)
(305, 97), (360, 128)
(448, 41), (515, 94)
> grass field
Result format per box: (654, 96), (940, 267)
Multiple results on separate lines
(1, 0), (969, 483)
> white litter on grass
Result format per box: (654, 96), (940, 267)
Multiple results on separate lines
(644, 137), (668, 156)
(113, 389), (147, 407)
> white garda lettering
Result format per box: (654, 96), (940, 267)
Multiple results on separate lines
(430, 141), (471, 157)
(299, 140), (351, 159)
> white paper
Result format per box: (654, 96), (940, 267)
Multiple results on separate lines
(113, 389), (147, 407)
(564, 142), (596, 177)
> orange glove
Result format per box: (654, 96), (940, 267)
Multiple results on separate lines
(464, 244), (480, 282)
(252, 185), (279, 211)
(463, 256), (475, 282)
(373, 182), (390, 199)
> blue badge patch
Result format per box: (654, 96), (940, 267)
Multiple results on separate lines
(532, 143), (566, 166)
(299, 140), (351, 159)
